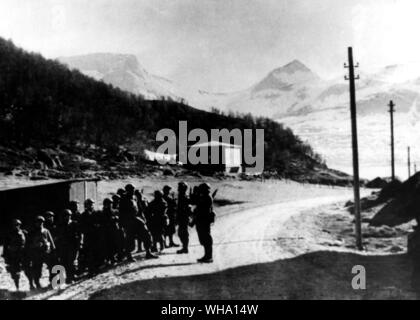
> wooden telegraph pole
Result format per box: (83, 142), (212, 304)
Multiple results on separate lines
(345, 47), (363, 251)
(388, 101), (395, 181)
(408, 147), (411, 178)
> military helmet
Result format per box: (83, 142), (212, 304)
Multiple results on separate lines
(178, 181), (188, 190)
(63, 209), (72, 216)
(103, 198), (112, 205)
(35, 215), (45, 222)
(154, 190), (163, 198)
(44, 211), (55, 217)
(112, 194), (120, 200)
(125, 183), (135, 191)
(69, 200), (79, 205)
(117, 188), (125, 196)
(12, 219), (22, 226)
(200, 183), (211, 190)
(163, 185), (172, 192)
(85, 198), (95, 205)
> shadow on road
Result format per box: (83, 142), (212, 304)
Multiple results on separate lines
(89, 250), (415, 300)
(117, 262), (196, 277)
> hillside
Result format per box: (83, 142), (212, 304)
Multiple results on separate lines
(0, 38), (342, 183)
(59, 53), (420, 179)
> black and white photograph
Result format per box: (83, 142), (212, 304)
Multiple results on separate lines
(1, 0), (420, 304)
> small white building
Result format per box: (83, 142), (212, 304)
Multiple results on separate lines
(143, 149), (177, 164)
(188, 141), (242, 174)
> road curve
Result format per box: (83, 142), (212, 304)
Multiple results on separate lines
(212, 194), (355, 270)
(30, 192), (354, 300)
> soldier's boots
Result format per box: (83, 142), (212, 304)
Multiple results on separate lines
(168, 236), (180, 248)
(158, 240), (165, 252)
(177, 248), (188, 254)
(197, 256), (213, 263)
(197, 246), (213, 263)
(145, 250), (159, 259)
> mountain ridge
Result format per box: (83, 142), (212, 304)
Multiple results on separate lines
(58, 53), (420, 119)
(0, 37), (336, 181)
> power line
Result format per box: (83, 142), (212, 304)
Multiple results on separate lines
(388, 100), (395, 181)
(345, 47), (363, 251)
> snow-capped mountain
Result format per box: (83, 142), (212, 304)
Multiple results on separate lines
(213, 61), (420, 179)
(59, 53), (184, 100)
(58, 53), (238, 109)
(58, 53), (420, 179)
(58, 54), (420, 118)
(220, 60), (325, 118)
(275, 63), (420, 180)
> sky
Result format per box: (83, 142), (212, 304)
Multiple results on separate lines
(0, 0), (418, 92)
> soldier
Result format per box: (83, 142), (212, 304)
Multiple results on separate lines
(81, 198), (103, 275)
(119, 184), (139, 262)
(102, 198), (119, 263)
(26, 216), (56, 289)
(69, 200), (84, 274)
(135, 189), (148, 218)
(147, 190), (168, 252)
(43, 211), (57, 239)
(111, 194), (121, 211)
(55, 209), (82, 284)
(109, 215), (126, 262)
(117, 188), (126, 199)
(134, 189), (148, 252)
(2, 219), (27, 291)
(176, 182), (192, 254)
(143, 194), (154, 232)
(163, 185), (179, 248)
(43, 211), (58, 282)
(132, 215), (158, 259)
(119, 184), (157, 260)
(69, 200), (83, 225)
(110, 194), (126, 260)
(193, 183), (215, 263)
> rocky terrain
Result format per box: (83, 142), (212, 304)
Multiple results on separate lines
(0, 143), (355, 187)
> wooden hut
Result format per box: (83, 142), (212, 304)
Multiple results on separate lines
(0, 178), (99, 242)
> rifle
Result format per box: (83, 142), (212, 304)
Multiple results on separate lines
(212, 189), (218, 200)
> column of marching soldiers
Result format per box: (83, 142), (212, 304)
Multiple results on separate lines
(2, 181), (216, 292)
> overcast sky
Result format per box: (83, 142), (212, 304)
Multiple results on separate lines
(0, 0), (418, 91)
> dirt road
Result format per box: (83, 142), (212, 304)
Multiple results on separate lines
(212, 195), (356, 269)
(26, 191), (359, 300)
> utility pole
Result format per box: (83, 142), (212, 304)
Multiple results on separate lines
(408, 147), (411, 178)
(388, 100), (395, 181)
(345, 47), (363, 251)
